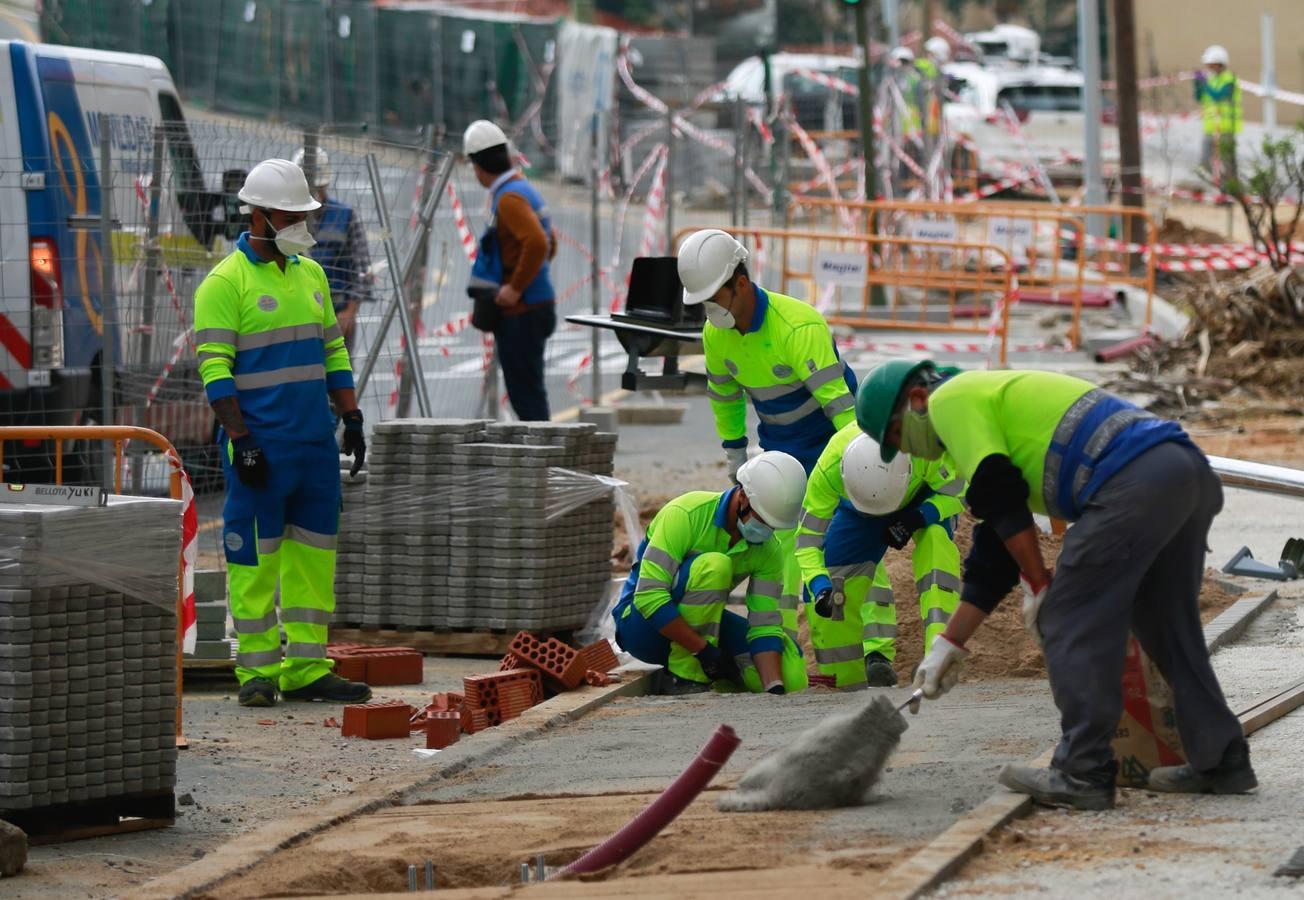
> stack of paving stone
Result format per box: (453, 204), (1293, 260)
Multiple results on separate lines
(188, 569), (233, 662)
(332, 419), (617, 633)
(334, 455), (370, 620)
(0, 496), (180, 815)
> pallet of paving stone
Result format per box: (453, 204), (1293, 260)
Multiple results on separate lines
(326, 626), (576, 657)
(1, 788), (175, 845)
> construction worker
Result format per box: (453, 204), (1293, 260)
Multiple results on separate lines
(887, 47), (925, 192)
(195, 159), (371, 708)
(796, 421), (964, 688)
(1194, 45), (1241, 183)
(676, 228), (886, 661)
(918, 38), (951, 156)
(463, 119), (558, 421)
(855, 360), (1254, 811)
(613, 452), (810, 696)
(291, 146), (373, 351)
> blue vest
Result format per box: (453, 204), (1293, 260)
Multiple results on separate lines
(492, 177), (554, 305)
(310, 199), (357, 310)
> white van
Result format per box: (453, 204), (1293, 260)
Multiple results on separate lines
(0, 40), (214, 479)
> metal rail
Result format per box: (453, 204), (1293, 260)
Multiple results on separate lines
(1208, 456), (1304, 499)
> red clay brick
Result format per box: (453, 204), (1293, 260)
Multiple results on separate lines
(508, 632), (586, 691)
(341, 701), (414, 739)
(426, 712), (461, 749)
(332, 656), (368, 682)
(429, 691), (464, 712)
(584, 670), (613, 687)
(460, 707), (491, 734)
(363, 650), (424, 686)
(499, 652), (529, 672)
(578, 639), (620, 675)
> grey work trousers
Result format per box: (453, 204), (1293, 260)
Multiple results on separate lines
(1038, 441), (1243, 777)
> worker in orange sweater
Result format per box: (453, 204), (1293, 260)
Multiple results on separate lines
(463, 120), (559, 421)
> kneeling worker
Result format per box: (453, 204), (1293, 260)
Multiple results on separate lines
(856, 360), (1253, 810)
(796, 421), (964, 688)
(614, 452), (810, 695)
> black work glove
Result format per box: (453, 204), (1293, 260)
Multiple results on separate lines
(813, 587), (837, 619)
(340, 409), (366, 477)
(695, 643), (740, 683)
(882, 507), (927, 550)
(232, 433), (269, 489)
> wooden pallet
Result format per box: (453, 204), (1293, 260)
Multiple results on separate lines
(3, 789), (174, 845)
(329, 626), (574, 657)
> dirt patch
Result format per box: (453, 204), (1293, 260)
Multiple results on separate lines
(1188, 413), (1304, 468)
(203, 791), (906, 898)
(1156, 216), (1229, 247)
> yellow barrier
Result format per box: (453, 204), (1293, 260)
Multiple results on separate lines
(0, 426), (189, 748)
(672, 226), (1016, 365)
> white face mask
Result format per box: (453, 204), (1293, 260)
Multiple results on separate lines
(270, 219), (316, 257)
(703, 301), (736, 330)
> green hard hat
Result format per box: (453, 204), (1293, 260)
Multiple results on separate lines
(855, 359), (937, 461)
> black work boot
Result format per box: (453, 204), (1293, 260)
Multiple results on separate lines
(999, 764), (1116, 811)
(651, 669), (711, 696)
(864, 652), (899, 687)
(1147, 739), (1258, 794)
(282, 673), (372, 703)
(237, 677), (278, 708)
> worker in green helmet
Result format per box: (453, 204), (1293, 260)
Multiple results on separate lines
(854, 360), (1253, 812)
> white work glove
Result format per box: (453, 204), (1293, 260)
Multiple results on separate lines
(724, 445), (749, 483)
(1020, 574), (1052, 651)
(911, 635), (969, 699)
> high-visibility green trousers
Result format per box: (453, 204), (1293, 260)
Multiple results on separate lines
(222, 435), (340, 690)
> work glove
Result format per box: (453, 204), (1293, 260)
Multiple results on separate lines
(812, 586), (845, 620)
(232, 433), (270, 489)
(695, 643), (740, 683)
(1021, 573), (1052, 651)
(882, 506), (927, 550)
(340, 409), (367, 477)
(723, 445), (749, 484)
(911, 635), (968, 699)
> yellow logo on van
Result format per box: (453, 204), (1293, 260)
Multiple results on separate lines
(47, 111), (104, 336)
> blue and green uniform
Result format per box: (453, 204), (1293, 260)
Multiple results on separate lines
(1195, 69), (1241, 175)
(613, 488), (808, 692)
(795, 421), (965, 688)
(195, 232), (353, 690)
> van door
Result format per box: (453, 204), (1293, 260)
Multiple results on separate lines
(0, 43), (31, 391)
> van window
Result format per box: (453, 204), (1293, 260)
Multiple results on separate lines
(158, 93), (204, 193)
(996, 85), (1081, 112)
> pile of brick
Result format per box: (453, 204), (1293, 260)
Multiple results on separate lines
(334, 419), (617, 633)
(0, 497), (181, 814)
(342, 633), (621, 747)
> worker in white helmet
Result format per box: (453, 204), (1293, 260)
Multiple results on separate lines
(613, 452), (811, 695)
(795, 422), (966, 689)
(462, 119), (558, 420)
(1194, 45), (1241, 182)
(677, 228), (878, 666)
(194, 159), (370, 708)
(290, 146), (373, 350)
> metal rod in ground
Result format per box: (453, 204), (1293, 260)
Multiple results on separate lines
(97, 113), (118, 492)
(365, 152), (433, 416)
(132, 123), (167, 495)
(424, 859), (434, 890)
(520, 862), (530, 883)
(407, 863), (417, 891)
(536, 853), (546, 881)
(589, 111), (602, 406)
(354, 154), (452, 404)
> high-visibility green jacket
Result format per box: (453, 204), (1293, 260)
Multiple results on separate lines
(195, 233), (353, 442)
(795, 420), (965, 592)
(1195, 70), (1242, 136)
(704, 286), (857, 468)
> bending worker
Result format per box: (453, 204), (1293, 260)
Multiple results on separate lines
(677, 228), (891, 652)
(796, 421), (964, 688)
(613, 452), (810, 696)
(195, 159), (371, 708)
(856, 360), (1253, 811)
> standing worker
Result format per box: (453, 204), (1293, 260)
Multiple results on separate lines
(463, 120), (558, 421)
(918, 38), (951, 162)
(856, 361), (1254, 810)
(887, 47), (925, 192)
(291, 147), (373, 351)
(195, 159), (371, 708)
(795, 421), (965, 688)
(1194, 45), (1241, 183)
(676, 228), (889, 657)
(613, 452), (810, 695)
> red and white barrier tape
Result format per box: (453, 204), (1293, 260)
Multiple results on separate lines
(166, 450), (198, 655)
(788, 116), (855, 231)
(747, 107), (774, 146)
(608, 142), (669, 281)
(447, 180), (478, 263)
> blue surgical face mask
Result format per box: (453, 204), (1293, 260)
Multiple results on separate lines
(738, 510), (774, 545)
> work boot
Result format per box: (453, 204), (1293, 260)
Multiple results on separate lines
(237, 678), (278, 708)
(864, 652), (899, 687)
(1147, 739), (1257, 794)
(651, 669), (711, 696)
(282, 673), (372, 703)
(998, 765), (1116, 811)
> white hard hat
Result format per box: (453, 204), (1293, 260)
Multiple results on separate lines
(463, 119), (509, 156)
(677, 229), (749, 304)
(841, 433), (912, 515)
(890, 46), (915, 64)
(237, 159), (321, 213)
(291, 146), (331, 188)
(736, 451), (807, 530)
(925, 37), (950, 62)
(1201, 45), (1229, 67)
